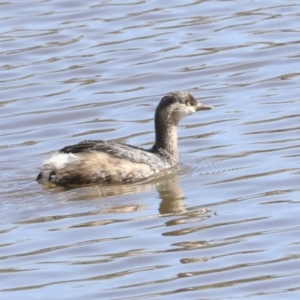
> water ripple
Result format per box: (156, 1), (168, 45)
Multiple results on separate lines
(1, 1), (300, 299)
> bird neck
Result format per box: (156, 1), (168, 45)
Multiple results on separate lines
(153, 117), (178, 160)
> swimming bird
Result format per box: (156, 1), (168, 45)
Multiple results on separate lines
(37, 91), (213, 186)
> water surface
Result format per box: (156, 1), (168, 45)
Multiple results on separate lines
(1, 1), (300, 299)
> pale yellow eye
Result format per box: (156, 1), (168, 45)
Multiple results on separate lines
(186, 100), (191, 106)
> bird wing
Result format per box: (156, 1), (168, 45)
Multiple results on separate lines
(59, 140), (161, 165)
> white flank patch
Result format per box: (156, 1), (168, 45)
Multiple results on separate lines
(42, 152), (79, 169)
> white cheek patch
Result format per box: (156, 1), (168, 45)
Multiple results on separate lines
(171, 106), (196, 124)
(186, 106), (197, 116)
(177, 106), (196, 120)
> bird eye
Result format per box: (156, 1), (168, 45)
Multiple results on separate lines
(186, 100), (191, 106)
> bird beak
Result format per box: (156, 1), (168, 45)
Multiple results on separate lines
(195, 103), (214, 111)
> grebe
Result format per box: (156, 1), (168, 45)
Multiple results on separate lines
(37, 91), (213, 186)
